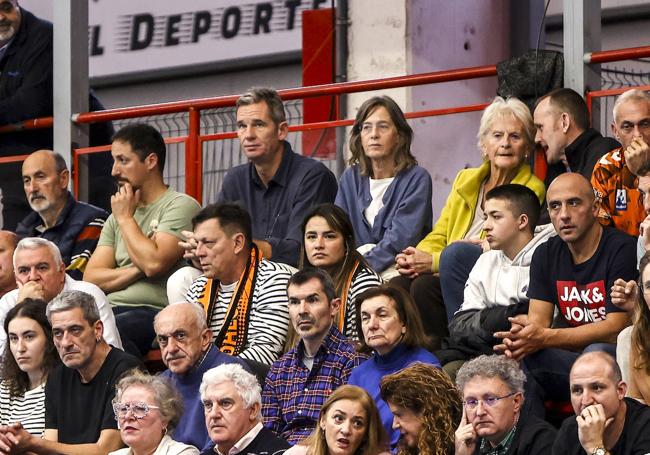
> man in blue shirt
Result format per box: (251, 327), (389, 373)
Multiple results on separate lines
(155, 302), (249, 452)
(218, 87), (337, 267)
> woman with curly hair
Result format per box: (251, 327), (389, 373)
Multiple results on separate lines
(285, 385), (388, 455)
(0, 299), (61, 435)
(380, 363), (461, 455)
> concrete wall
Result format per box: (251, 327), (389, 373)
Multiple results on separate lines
(347, 0), (510, 218)
(408, 0), (509, 217)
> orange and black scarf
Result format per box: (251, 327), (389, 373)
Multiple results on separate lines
(198, 245), (261, 356)
(337, 259), (360, 333)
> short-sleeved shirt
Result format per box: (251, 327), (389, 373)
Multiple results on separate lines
(552, 398), (650, 454)
(98, 187), (200, 310)
(44, 348), (141, 444)
(527, 227), (637, 327)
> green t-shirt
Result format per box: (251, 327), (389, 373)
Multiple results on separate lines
(98, 188), (200, 310)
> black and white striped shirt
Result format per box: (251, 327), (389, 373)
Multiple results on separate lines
(0, 381), (45, 436)
(186, 260), (296, 365)
(343, 265), (383, 340)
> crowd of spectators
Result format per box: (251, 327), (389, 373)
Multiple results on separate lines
(3, 2), (650, 454)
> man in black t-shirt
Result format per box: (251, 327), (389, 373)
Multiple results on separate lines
(552, 352), (650, 455)
(0, 289), (140, 454)
(495, 173), (637, 417)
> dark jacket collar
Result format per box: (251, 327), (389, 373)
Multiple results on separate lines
(250, 141), (293, 188)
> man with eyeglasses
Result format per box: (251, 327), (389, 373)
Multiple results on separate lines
(0, 290), (141, 454)
(455, 355), (556, 455)
(591, 89), (650, 237)
(200, 363), (290, 455)
(154, 302), (249, 452)
(553, 351), (650, 455)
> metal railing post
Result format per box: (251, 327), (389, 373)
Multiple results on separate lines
(187, 108), (202, 203)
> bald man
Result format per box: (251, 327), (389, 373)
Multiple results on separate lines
(495, 173), (637, 417)
(553, 352), (650, 454)
(0, 231), (17, 298)
(16, 150), (107, 280)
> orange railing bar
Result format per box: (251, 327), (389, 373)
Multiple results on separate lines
(198, 102), (491, 143)
(72, 65), (498, 124)
(0, 117), (53, 134)
(585, 45), (650, 64)
(585, 84), (650, 114)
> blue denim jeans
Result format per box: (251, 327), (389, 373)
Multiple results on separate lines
(439, 242), (482, 322)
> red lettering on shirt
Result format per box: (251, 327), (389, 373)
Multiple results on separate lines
(556, 280), (607, 327)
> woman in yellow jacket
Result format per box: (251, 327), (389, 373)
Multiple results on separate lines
(392, 96), (546, 347)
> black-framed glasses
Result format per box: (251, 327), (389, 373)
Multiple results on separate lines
(113, 401), (160, 420)
(462, 392), (517, 410)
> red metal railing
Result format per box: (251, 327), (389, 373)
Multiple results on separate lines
(3, 44), (650, 202)
(73, 65), (499, 202)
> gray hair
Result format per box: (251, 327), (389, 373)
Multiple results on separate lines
(477, 96), (535, 154)
(236, 87), (286, 125)
(154, 302), (208, 332)
(200, 363), (261, 411)
(113, 369), (183, 433)
(613, 89), (650, 124)
(456, 355), (526, 394)
(13, 237), (64, 270)
(46, 290), (100, 325)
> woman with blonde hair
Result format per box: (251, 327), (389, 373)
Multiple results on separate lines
(392, 96), (545, 347)
(110, 369), (198, 455)
(285, 385), (388, 455)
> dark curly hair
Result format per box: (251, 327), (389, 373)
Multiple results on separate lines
(380, 363), (461, 455)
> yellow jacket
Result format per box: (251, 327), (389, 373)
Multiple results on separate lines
(416, 161), (546, 272)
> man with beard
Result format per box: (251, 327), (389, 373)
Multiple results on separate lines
(17, 150), (107, 280)
(84, 123), (200, 358)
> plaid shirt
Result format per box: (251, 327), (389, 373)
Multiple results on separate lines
(261, 325), (365, 444)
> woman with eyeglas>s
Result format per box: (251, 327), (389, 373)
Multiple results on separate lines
(110, 369), (199, 455)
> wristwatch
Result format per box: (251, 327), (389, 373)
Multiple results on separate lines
(591, 448), (606, 455)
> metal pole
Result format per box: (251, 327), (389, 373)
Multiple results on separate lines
(335, 0), (349, 177)
(563, 0), (602, 126)
(54, 0), (89, 198)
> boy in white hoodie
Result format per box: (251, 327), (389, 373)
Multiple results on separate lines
(441, 184), (555, 367)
